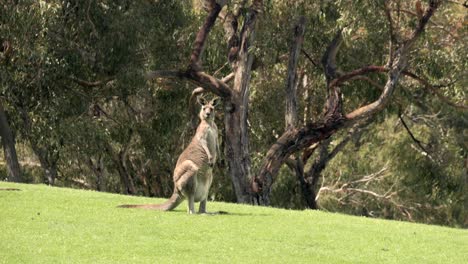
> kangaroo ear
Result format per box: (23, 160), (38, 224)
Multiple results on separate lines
(211, 97), (221, 107)
(197, 96), (207, 106)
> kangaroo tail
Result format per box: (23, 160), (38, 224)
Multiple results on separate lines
(118, 192), (183, 211)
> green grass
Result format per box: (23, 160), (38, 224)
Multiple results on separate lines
(0, 182), (466, 264)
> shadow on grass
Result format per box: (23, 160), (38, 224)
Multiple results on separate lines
(169, 209), (271, 217)
(119, 206), (271, 217)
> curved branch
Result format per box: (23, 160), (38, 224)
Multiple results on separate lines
(329, 65), (387, 89)
(399, 114), (434, 161)
(187, 70), (232, 97)
(190, 0), (226, 70)
(145, 69), (232, 98)
(70, 76), (115, 87)
(392, 9), (456, 38)
(321, 29), (343, 83)
(345, 0), (442, 122)
(328, 65), (466, 110)
(402, 71), (467, 109)
(254, 120), (345, 205)
(145, 1), (232, 98)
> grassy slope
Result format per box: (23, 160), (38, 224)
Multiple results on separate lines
(0, 182), (466, 264)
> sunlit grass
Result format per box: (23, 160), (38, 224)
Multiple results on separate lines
(1, 182), (466, 263)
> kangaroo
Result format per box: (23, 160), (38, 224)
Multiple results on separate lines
(119, 96), (220, 214)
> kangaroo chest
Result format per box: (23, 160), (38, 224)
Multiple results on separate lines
(204, 126), (218, 160)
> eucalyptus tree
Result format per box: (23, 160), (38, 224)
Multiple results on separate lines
(146, 0), (263, 203)
(251, 0), (458, 206)
(0, 0), (191, 188)
(0, 1), (60, 183)
(49, 0), (191, 192)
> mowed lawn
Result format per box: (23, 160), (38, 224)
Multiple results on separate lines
(0, 182), (466, 263)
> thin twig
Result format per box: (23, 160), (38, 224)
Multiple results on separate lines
(301, 49), (319, 69)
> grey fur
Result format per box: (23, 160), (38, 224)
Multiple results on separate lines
(118, 98), (219, 214)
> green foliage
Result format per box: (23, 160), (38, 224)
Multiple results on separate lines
(317, 113), (466, 227)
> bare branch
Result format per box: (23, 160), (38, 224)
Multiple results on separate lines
(329, 65), (387, 89)
(223, 0), (248, 53)
(402, 1), (442, 50)
(330, 66), (466, 110)
(399, 114), (436, 162)
(92, 104), (122, 126)
(383, 0), (397, 65)
(213, 62), (229, 77)
(321, 29), (345, 120)
(70, 76), (115, 87)
(187, 71), (232, 97)
(144, 70), (184, 80)
(391, 8), (456, 38)
(321, 29), (343, 83)
(285, 16), (306, 130)
(145, 69), (232, 98)
(221, 72), (235, 83)
(190, 0), (226, 70)
(301, 49), (320, 69)
(317, 166), (391, 199)
(402, 71), (468, 109)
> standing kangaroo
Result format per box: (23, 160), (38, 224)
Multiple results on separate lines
(119, 97), (220, 214)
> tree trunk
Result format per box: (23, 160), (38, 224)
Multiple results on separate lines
(0, 101), (21, 182)
(105, 142), (136, 195)
(223, 4), (260, 204)
(256, 121), (343, 205)
(225, 94), (252, 203)
(19, 107), (58, 185)
(44, 166), (58, 185)
(301, 139), (331, 209)
(31, 146), (58, 185)
(87, 155), (106, 192)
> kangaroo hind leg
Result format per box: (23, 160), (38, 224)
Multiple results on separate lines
(199, 199), (207, 214)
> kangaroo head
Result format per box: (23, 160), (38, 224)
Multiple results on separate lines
(197, 96), (220, 122)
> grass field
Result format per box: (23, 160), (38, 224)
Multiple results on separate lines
(0, 182), (467, 263)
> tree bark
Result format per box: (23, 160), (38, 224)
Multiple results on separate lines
(282, 17), (313, 207)
(28, 138), (58, 185)
(285, 16), (306, 130)
(87, 155), (106, 192)
(105, 140), (136, 195)
(300, 120), (370, 209)
(224, 2), (262, 203)
(225, 95), (252, 203)
(19, 107), (58, 185)
(0, 101), (21, 182)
